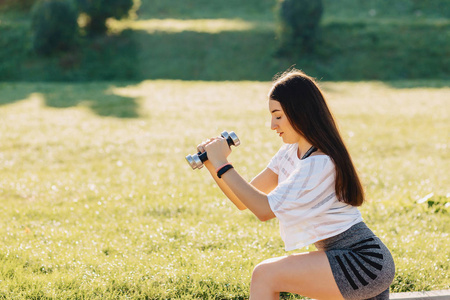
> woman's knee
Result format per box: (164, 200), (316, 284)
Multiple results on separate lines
(251, 258), (282, 287)
(251, 263), (275, 295)
(252, 262), (271, 283)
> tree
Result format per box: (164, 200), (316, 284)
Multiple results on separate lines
(276, 0), (323, 54)
(31, 0), (78, 55)
(0, 0), (37, 11)
(76, 0), (134, 35)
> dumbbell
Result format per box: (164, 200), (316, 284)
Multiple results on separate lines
(186, 131), (240, 169)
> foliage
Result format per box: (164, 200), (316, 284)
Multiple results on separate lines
(75, 0), (134, 35)
(276, 0), (323, 54)
(31, 0), (78, 55)
(0, 80), (449, 298)
(0, 0), (449, 80)
(0, 0), (37, 11)
(0, 22), (29, 80)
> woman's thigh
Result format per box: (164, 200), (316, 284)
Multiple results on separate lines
(251, 251), (344, 300)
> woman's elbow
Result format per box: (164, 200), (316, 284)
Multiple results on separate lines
(256, 211), (275, 222)
(237, 205), (247, 211)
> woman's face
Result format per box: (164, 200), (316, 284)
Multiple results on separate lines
(269, 99), (302, 144)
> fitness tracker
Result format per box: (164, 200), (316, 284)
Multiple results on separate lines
(217, 164), (234, 178)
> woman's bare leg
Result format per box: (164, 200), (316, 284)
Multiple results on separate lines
(249, 251), (344, 300)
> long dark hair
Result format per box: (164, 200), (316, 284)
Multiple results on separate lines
(269, 69), (364, 206)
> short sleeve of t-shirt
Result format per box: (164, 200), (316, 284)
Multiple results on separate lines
(267, 144), (289, 175)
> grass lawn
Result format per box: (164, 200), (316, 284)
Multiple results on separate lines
(1, 0), (449, 81)
(0, 79), (449, 299)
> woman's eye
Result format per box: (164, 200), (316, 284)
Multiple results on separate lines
(276, 117), (281, 120)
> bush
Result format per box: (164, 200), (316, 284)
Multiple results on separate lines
(0, 22), (29, 80)
(276, 0), (323, 54)
(0, 0), (37, 11)
(75, 0), (134, 35)
(31, 0), (78, 55)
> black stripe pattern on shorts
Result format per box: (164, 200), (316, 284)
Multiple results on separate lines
(334, 237), (384, 290)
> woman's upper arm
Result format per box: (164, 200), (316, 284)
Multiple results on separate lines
(250, 167), (278, 194)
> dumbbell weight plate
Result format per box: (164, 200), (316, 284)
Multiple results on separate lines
(185, 154), (203, 169)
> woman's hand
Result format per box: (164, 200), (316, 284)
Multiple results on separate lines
(197, 137), (231, 169)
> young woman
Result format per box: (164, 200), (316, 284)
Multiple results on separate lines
(198, 69), (395, 300)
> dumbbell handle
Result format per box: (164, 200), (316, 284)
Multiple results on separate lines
(186, 131), (240, 169)
(196, 133), (236, 163)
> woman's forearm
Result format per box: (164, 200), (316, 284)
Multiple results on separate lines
(220, 168), (275, 221)
(200, 137), (274, 219)
(204, 161), (247, 210)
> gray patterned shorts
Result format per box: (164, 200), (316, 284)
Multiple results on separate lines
(315, 222), (395, 300)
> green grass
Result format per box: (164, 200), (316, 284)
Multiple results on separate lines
(0, 79), (449, 299)
(0, 0), (449, 81)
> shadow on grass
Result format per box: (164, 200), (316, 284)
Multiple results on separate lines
(2, 15), (449, 84)
(107, 17), (450, 82)
(0, 82), (141, 118)
(0, 29), (141, 82)
(384, 80), (450, 89)
(129, 21), (449, 84)
(132, 29), (285, 81)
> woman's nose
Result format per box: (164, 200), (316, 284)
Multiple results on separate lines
(271, 119), (278, 130)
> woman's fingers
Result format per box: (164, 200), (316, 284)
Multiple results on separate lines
(197, 139), (210, 153)
(197, 137), (220, 153)
(203, 137), (231, 165)
(197, 144), (205, 153)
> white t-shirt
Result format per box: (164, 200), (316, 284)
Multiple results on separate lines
(267, 143), (363, 251)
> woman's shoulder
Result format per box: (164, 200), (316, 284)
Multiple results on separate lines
(301, 153), (334, 171)
(309, 153), (332, 162)
(272, 143), (296, 159)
